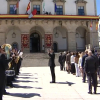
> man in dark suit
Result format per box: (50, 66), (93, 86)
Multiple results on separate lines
(58, 52), (63, 71)
(0, 46), (9, 100)
(48, 48), (55, 83)
(81, 50), (88, 83)
(84, 50), (98, 94)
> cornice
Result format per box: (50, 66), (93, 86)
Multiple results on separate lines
(30, 0), (43, 2)
(75, 0), (87, 4)
(53, 0), (66, 3)
(6, 0), (20, 1)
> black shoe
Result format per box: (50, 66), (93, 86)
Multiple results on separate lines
(50, 81), (55, 83)
(88, 92), (92, 94)
(83, 81), (85, 83)
(3, 92), (9, 95)
(93, 92), (96, 94)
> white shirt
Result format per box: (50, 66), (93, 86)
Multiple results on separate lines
(19, 52), (23, 58)
(70, 55), (75, 63)
(78, 57), (82, 67)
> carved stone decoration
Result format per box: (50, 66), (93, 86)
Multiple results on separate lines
(6, 0), (20, 1)
(30, 0), (43, 2)
(5, 20), (8, 24)
(75, 21), (78, 24)
(53, 0), (66, 3)
(35, 20), (38, 25)
(81, 21), (84, 26)
(41, 20), (43, 24)
(75, 0), (87, 4)
(11, 20), (14, 25)
(86, 21), (89, 27)
(59, 21), (62, 26)
(0, 20), (1, 25)
(53, 20), (55, 24)
(70, 20), (72, 24)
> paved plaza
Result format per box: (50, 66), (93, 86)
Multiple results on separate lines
(3, 66), (100, 100)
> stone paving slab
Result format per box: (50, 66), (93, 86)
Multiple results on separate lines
(3, 66), (100, 100)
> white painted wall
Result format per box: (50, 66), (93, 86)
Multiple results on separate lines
(86, 0), (95, 15)
(0, 0), (96, 15)
(65, 0), (76, 15)
(19, 0), (31, 14)
(0, 0), (7, 14)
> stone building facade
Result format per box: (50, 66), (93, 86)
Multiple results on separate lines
(0, 0), (99, 53)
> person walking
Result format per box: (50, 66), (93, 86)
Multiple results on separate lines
(48, 48), (56, 83)
(58, 52), (63, 71)
(84, 50), (98, 94)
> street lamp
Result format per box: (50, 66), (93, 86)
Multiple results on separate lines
(12, 32), (16, 38)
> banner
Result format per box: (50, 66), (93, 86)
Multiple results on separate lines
(21, 34), (29, 48)
(45, 34), (53, 48)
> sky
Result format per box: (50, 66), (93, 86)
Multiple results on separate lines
(96, 0), (100, 15)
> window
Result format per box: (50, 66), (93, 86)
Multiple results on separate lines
(12, 42), (18, 49)
(9, 5), (17, 14)
(56, 5), (63, 15)
(33, 5), (40, 14)
(78, 6), (84, 15)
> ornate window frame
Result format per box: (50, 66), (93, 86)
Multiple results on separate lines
(30, 0), (43, 14)
(75, 0), (87, 15)
(6, 0), (20, 14)
(53, 0), (66, 15)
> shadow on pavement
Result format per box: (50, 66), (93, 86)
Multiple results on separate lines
(8, 93), (41, 98)
(56, 81), (75, 86)
(13, 84), (33, 89)
(13, 80), (34, 83)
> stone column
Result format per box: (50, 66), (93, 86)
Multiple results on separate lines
(0, 32), (6, 45)
(68, 31), (76, 51)
(90, 32), (99, 48)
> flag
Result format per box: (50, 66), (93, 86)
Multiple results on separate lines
(26, 2), (30, 14)
(28, 9), (37, 18)
(14, 2), (19, 11)
(90, 20), (93, 31)
(43, 2), (45, 13)
(55, 3), (57, 13)
(96, 22), (98, 31)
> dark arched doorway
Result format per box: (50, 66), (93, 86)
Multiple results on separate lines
(53, 42), (58, 52)
(30, 33), (40, 53)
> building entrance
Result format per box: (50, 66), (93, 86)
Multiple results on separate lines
(30, 33), (40, 52)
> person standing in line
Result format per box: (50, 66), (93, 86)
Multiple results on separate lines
(81, 50), (88, 83)
(70, 52), (75, 75)
(48, 48), (56, 83)
(66, 51), (71, 74)
(62, 51), (66, 71)
(84, 50), (98, 94)
(78, 52), (84, 77)
(74, 52), (80, 77)
(58, 52), (63, 71)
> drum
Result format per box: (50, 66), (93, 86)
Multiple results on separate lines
(5, 70), (15, 76)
